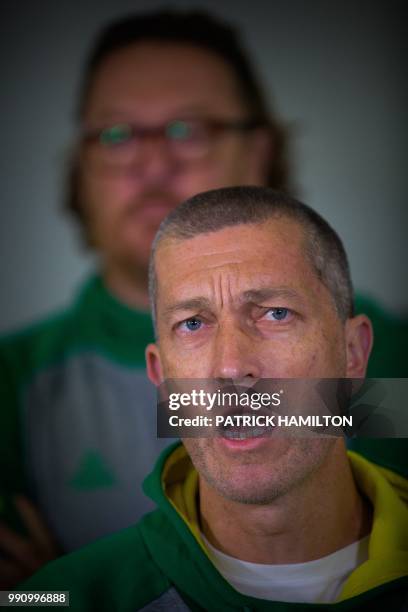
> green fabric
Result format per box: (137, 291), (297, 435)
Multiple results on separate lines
(0, 275), (153, 376)
(351, 294), (408, 477)
(68, 450), (117, 490)
(21, 443), (408, 611)
(0, 275), (154, 533)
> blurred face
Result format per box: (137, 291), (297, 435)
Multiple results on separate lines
(78, 42), (269, 270)
(146, 219), (372, 503)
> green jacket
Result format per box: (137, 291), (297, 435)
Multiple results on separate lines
(22, 442), (408, 610)
(0, 276), (169, 550)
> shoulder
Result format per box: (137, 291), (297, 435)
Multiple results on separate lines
(21, 517), (170, 611)
(0, 275), (103, 365)
(0, 307), (76, 383)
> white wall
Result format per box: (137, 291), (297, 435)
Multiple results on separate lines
(1, 0), (406, 332)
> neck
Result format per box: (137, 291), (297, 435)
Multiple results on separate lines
(200, 441), (371, 565)
(102, 259), (150, 311)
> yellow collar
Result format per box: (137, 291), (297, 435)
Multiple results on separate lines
(161, 445), (408, 601)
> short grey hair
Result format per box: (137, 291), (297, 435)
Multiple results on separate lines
(149, 186), (354, 335)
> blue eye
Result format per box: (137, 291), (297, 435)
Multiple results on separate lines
(183, 317), (202, 331)
(266, 308), (289, 321)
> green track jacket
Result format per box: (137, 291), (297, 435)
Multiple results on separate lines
(0, 276), (170, 550)
(21, 442), (408, 611)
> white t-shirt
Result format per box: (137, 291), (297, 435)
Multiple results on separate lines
(202, 534), (369, 603)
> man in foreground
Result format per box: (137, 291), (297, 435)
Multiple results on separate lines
(22, 187), (408, 608)
(1, 8), (406, 588)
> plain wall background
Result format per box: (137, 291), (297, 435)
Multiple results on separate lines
(1, 0), (406, 333)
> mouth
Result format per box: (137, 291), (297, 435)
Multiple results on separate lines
(216, 409), (275, 447)
(211, 382), (278, 445)
(222, 426), (269, 440)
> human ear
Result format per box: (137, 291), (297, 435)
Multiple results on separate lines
(345, 315), (373, 377)
(145, 343), (164, 386)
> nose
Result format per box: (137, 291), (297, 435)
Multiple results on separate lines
(211, 323), (262, 381)
(131, 134), (178, 183)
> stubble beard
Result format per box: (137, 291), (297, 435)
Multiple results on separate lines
(185, 437), (336, 505)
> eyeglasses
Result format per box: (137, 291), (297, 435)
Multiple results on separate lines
(81, 117), (262, 167)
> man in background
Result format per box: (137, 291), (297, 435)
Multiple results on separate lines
(0, 11), (281, 586)
(0, 10), (405, 587)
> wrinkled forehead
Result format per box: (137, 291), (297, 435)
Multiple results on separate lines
(153, 219), (317, 304)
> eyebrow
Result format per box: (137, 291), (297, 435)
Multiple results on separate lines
(83, 105), (212, 125)
(162, 288), (303, 320)
(162, 298), (212, 319)
(241, 288), (303, 304)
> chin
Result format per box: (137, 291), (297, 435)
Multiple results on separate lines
(117, 243), (150, 270)
(202, 438), (335, 505)
(209, 474), (286, 506)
